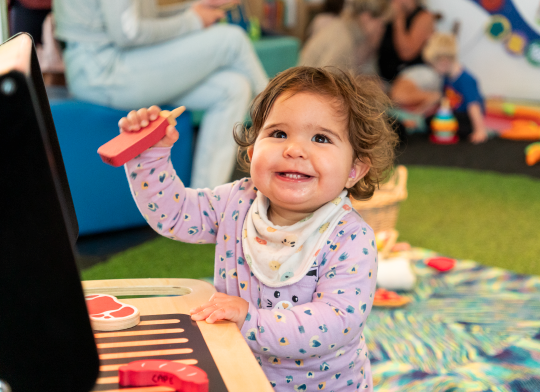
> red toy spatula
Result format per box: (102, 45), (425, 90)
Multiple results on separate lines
(98, 106), (186, 167)
(119, 360), (208, 392)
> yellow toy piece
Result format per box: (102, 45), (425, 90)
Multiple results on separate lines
(431, 119), (458, 132)
(525, 142), (540, 166)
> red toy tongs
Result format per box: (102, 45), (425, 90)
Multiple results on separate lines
(97, 106), (186, 167)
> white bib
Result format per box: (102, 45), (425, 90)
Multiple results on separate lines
(242, 190), (352, 287)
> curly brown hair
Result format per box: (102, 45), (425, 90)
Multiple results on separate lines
(234, 66), (398, 200)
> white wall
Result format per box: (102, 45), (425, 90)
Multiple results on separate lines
(427, 0), (540, 101)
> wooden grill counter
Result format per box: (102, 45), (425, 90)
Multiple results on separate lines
(82, 278), (272, 392)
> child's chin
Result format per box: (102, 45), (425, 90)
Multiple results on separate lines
(272, 190), (321, 209)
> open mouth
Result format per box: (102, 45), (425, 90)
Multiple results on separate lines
(277, 172), (312, 180)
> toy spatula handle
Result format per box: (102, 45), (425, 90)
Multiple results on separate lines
(98, 106), (186, 167)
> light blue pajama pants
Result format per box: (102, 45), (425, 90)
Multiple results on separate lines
(63, 24), (268, 188)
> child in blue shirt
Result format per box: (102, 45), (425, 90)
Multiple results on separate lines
(423, 32), (487, 143)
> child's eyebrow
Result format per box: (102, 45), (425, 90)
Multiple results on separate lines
(316, 126), (343, 142)
(263, 122), (285, 130)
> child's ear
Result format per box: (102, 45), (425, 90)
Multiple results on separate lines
(247, 146), (254, 161)
(345, 158), (370, 189)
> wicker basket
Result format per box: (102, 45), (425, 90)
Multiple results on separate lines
(351, 165), (408, 234)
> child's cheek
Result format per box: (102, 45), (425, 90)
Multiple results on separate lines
(250, 148), (274, 185)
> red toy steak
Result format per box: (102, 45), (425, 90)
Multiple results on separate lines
(98, 106), (185, 167)
(119, 359), (209, 392)
(373, 288), (411, 307)
(425, 256), (456, 272)
(85, 294), (140, 331)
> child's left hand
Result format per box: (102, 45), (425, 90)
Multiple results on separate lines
(190, 292), (249, 330)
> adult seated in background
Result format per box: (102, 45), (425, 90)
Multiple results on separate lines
(377, 0), (434, 83)
(390, 64), (441, 115)
(53, 0), (268, 189)
(386, 63), (441, 140)
(299, 0), (390, 76)
(305, 0), (345, 38)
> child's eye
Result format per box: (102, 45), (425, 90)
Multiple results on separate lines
(312, 134), (331, 144)
(271, 130), (287, 139)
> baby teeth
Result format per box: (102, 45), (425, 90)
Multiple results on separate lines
(283, 173), (306, 179)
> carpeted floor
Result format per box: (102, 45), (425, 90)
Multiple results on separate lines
(367, 247), (540, 391)
(76, 226), (158, 270)
(397, 134), (540, 179)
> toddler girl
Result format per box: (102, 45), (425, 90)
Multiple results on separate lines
(119, 66), (397, 391)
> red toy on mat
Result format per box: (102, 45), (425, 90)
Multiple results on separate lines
(98, 106), (185, 167)
(119, 360), (209, 392)
(373, 288), (411, 307)
(425, 256), (456, 272)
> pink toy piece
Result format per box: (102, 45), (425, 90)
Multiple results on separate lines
(119, 360), (209, 392)
(85, 294), (140, 331)
(425, 256), (456, 272)
(98, 106), (185, 167)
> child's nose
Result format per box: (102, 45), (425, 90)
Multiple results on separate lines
(283, 140), (308, 159)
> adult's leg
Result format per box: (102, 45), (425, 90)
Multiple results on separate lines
(66, 24), (267, 109)
(171, 69), (252, 189)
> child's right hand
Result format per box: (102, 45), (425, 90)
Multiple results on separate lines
(118, 106), (179, 148)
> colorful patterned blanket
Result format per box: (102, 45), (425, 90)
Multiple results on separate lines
(365, 248), (540, 392)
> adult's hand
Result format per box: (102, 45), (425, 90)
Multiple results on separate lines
(201, 0), (240, 8)
(192, 2), (226, 27)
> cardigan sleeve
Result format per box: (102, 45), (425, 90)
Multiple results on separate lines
(98, 0), (203, 48)
(124, 147), (241, 244)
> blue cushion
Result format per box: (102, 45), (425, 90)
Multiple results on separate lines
(253, 36), (300, 78)
(49, 98), (193, 235)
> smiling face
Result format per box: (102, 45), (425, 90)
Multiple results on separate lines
(248, 91), (367, 219)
